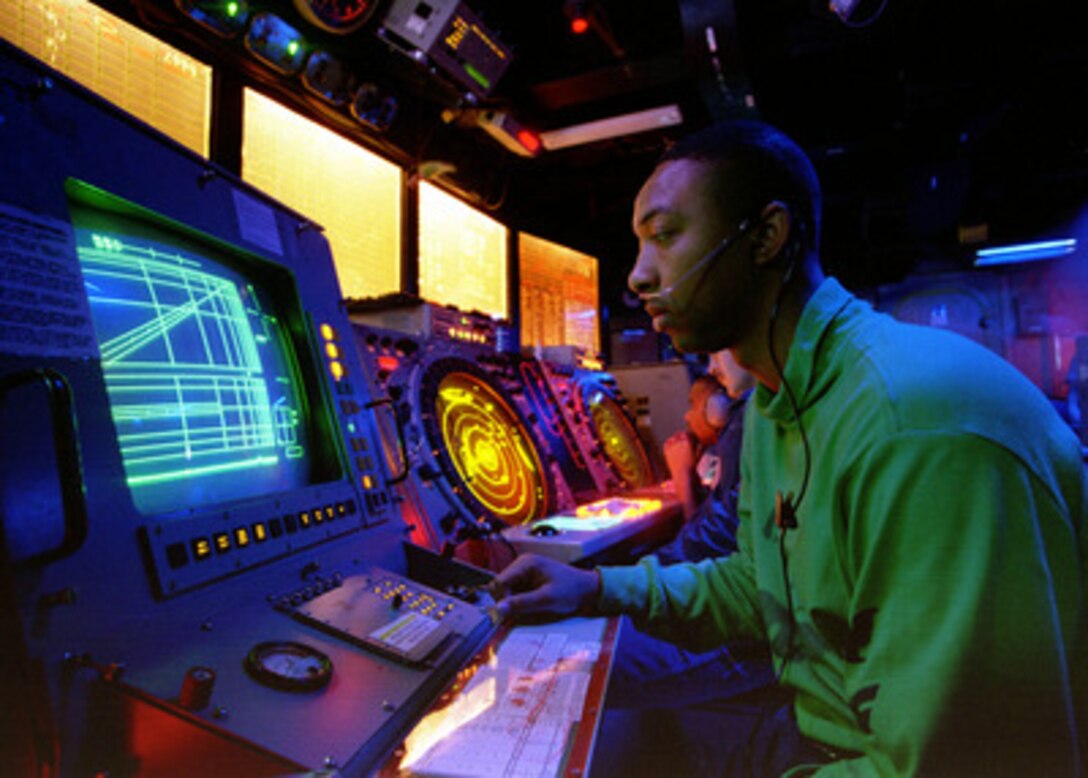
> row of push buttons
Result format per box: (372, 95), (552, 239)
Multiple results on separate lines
(373, 577), (456, 620)
(165, 499), (358, 570)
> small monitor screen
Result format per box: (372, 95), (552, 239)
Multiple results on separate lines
(69, 183), (339, 516)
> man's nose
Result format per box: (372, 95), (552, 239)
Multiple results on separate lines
(627, 246), (658, 296)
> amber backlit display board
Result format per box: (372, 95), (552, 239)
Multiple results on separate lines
(418, 181), (508, 319)
(242, 89), (402, 299)
(0, 0), (211, 157)
(519, 232), (600, 353)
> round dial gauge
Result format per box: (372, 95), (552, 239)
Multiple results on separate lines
(293, 0), (377, 34)
(244, 641), (333, 692)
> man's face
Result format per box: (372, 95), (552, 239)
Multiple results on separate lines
(685, 380), (722, 446)
(628, 158), (761, 354)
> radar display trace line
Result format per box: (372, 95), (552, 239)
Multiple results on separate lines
(80, 235), (304, 493)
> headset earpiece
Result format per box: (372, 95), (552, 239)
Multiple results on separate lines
(705, 387), (730, 429)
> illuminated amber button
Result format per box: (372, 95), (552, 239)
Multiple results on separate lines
(213, 533), (231, 553)
(252, 522), (268, 542)
(192, 537), (212, 560)
(299, 511), (312, 527)
(234, 527), (251, 547)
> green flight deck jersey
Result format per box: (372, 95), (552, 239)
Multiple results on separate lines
(599, 278), (1087, 775)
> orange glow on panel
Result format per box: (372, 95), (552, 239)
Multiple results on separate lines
(519, 232), (600, 353)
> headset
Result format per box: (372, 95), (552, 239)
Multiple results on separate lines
(637, 217), (756, 311)
(763, 203), (811, 685)
(704, 384), (731, 429)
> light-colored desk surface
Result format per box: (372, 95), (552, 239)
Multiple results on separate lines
(381, 616), (619, 778)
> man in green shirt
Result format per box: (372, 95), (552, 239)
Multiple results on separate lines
(492, 120), (1087, 775)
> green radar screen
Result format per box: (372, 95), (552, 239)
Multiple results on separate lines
(73, 208), (315, 516)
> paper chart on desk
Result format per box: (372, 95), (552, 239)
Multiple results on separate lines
(401, 629), (602, 778)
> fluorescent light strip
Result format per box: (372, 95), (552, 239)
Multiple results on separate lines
(974, 238), (1077, 266)
(539, 105), (684, 151)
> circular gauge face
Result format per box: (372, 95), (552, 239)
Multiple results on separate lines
(583, 387), (656, 488)
(292, 0), (376, 34)
(420, 360), (551, 527)
(244, 641), (333, 692)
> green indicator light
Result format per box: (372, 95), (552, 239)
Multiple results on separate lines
(287, 40), (300, 56)
(463, 64), (490, 90)
(226, 1), (239, 16)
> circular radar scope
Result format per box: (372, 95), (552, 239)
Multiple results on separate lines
(581, 380), (656, 489)
(420, 359), (553, 528)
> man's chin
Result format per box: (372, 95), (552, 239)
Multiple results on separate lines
(668, 337), (706, 356)
(668, 331), (724, 355)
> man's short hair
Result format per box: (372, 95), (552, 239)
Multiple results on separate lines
(660, 120), (822, 254)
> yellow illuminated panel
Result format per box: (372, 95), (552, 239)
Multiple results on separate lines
(519, 232), (599, 354)
(242, 89), (402, 298)
(573, 496), (662, 520)
(419, 182), (508, 319)
(527, 498), (664, 533)
(0, 0), (211, 156)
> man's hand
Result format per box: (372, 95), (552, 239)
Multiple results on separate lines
(663, 430), (697, 481)
(489, 554), (601, 620)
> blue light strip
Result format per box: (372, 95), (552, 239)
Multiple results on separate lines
(974, 238), (1077, 266)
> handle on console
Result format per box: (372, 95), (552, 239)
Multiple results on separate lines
(365, 395), (409, 484)
(0, 368), (88, 564)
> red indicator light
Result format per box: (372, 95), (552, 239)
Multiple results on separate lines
(570, 16), (589, 34)
(516, 129), (541, 154)
(377, 355), (400, 372)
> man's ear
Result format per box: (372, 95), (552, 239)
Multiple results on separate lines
(751, 200), (793, 268)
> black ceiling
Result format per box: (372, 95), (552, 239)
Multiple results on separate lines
(131, 0), (1088, 307)
(365, 0), (1088, 298)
